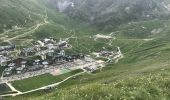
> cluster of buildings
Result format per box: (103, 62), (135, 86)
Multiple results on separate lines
(20, 38), (70, 59)
(99, 47), (121, 58)
(3, 58), (47, 76)
(92, 47), (123, 63)
(1, 38), (85, 77)
(0, 45), (15, 53)
(0, 55), (10, 66)
(0, 45), (16, 66)
(3, 53), (85, 77)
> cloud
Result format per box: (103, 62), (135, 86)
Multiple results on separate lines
(57, 1), (74, 12)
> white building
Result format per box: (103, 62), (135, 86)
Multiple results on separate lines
(58, 39), (69, 48)
(42, 61), (49, 68)
(16, 67), (24, 74)
(59, 50), (65, 56)
(37, 40), (45, 47)
(21, 61), (27, 68)
(0, 55), (10, 66)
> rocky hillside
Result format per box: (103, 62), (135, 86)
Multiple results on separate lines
(50, 0), (170, 31)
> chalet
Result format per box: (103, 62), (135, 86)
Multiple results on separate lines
(54, 55), (65, 62)
(8, 63), (15, 68)
(0, 45), (15, 52)
(59, 50), (65, 56)
(3, 63), (15, 76)
(22, 48), (36, 56)
(16, 67), (25, 74)
(65, 55), (74, 62)
(71, 54), (85, 60)
(58, 40), (69, 48)
(34, 45), (41, 51)
(36, 51), (47, 60)
(12, 58), (27, 67)
(42, 61), (49, 68)
(25, 59), (43, 71)
(44, 38), (51, 43)
(28, 65), (43, 72)
(43, 38), (56, 44)
(41, 54), (46, 60)
(21, 61), (27, 68)
(78, 54), (85, 59)
(3, 67), (13, 76)
(47, 50), (54, 57)
(34, 59), (40, 65)
(47, 43), (54, 50)
(37, 40), (45, 47)
(0, 55), (10, 66)
(99, 51), (113, 57)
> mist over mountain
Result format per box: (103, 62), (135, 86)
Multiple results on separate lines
(50, 0), (170, 30)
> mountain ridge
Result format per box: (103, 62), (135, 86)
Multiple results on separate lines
(51, 0), (170, 31)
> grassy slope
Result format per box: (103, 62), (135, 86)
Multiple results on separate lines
(7, 19), (170, 100)
(0, 83), (11, 94)
(0, 0), (45, 33)
(12, 69), (83, 92)
(0, 0), (170, 99)
(14, 68), (170, 100)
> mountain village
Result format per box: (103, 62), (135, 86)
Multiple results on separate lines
(0, 37), (123, 97)
(0, 37), (122, 82)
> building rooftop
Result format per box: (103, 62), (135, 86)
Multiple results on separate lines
(8, 63), (15, 67)
(16, 67), (24, 71)
(21, 61), (27, 64)
(0, 55), (9, 62)
(4, 68), (13, 72)
(35, 59), (40, 63)
(23, 48), (35, 52)
(42, 61), (49, 65)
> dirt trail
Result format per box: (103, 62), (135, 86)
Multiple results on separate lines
(3, 8), (49, 43)
(118, 38), (154, 41)
(6, 83), (22, 94)
(0, 72), (84, 97)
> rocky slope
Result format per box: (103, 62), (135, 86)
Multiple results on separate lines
(51, 0), (170, 30)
